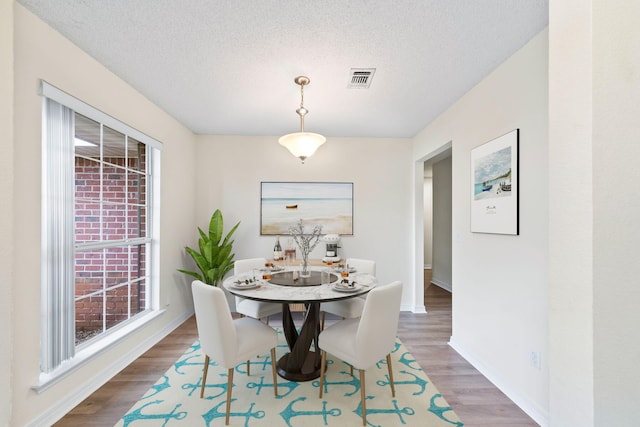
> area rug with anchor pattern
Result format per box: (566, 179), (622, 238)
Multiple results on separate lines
(116, 329), (463, 426)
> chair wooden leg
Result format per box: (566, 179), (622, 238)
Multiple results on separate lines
(321, 311), (326, 330)
(386, 353), (396, 397)
(350, 364), (354, 377)
(266, 316), (270, 326)
(271, 348), (278, 396)
(247, 359), (250, 376)
(319, 350), (327, 398)
(359, 369), (367, 425)
(225, 368), (234, 425)
(200, 355), (210, 398)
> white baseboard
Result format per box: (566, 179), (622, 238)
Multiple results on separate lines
(27, 309), (194, 427)
(448, 336), (548, 427)
(423, 264), (432, 269)
(402, 303), (426, 314)
(430, 278), (452, 292)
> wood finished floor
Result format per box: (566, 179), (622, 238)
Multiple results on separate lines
(55, 271), (538, 426)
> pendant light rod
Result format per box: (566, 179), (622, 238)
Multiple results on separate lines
(278, 75), (326, 164)
(295, 76), (310, 132)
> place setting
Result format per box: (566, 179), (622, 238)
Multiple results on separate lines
(229, 273), (264, 290)
(332, 279), (363, 293)
(326, 264), (372, 293)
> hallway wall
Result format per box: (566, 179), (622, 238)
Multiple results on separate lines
(431, 156), (452, 291)
(413, 30), (549, 424)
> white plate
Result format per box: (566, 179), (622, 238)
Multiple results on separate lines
(351, 274), (373, 284)
(230, 281), (260, 290)
(333, 283), (361, 293)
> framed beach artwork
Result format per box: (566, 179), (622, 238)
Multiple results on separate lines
(260, 182), (354, 235)
(470, 129), (519, 235)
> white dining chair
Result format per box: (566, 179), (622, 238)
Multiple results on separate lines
(320, 258), (376, 329)
(318, 280), (402, 426)
(191, 280), (278, 425)
(234, 258), (282, 324)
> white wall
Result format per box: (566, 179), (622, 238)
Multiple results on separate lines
(549, 1), (640, 426)
(1, 1), (15, 425)
(431, 156), (452, 290)
(413, 30), (549, 424)
(548, 1), (593, 425)
(193, 135), (416, 309)
(11, 5), (198, 425)
(592, 1), (640, 423)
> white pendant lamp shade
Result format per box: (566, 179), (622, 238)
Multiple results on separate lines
(278, 132), (326, 163)
(279, 76), (326, 163)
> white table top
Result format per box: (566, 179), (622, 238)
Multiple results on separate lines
(222, 268), (377, 304)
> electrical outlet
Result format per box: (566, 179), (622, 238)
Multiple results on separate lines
(529, 351), (541, 369)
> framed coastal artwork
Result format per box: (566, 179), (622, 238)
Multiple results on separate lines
(470, 129), (519, 235)
(260, 182), (353, 235)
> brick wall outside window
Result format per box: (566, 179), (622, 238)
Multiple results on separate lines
(74, 155), (147, 339)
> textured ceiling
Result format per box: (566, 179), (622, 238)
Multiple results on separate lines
(18, 0), (548, 138)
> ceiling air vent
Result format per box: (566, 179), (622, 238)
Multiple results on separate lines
(347, 68), (376, 89)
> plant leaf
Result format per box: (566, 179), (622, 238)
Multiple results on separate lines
(209, 209), (223, 246)
(184, 246), (209, 277)
(197, 227), (208, 243)
(221, 221), (240, 247)
(177, 269), (203, 282)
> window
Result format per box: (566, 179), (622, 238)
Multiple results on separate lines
(40, 81), (161, 379)
(73, 113), (149, 345)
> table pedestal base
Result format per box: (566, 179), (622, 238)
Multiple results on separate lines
(276, 352), (321, 381)
(278, 302), (323, 381)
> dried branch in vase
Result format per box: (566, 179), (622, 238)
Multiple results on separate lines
(288, 219), (323, 275)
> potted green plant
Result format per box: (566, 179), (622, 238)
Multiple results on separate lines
(178, 209), (240, 286)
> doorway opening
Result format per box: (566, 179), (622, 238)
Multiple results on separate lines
(414, 142), (452, 312)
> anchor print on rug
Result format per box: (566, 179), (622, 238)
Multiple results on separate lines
(374, 342), (402, 371)
(247, 375), (300, 398)
(202, 400), (266, 427)
(376, 369), (428, 396)
(140, 374), (170, 400)
(120, 400), (187, 426)
(180, 373), (229, 399)
(235, 355), (275, 376)
(279, 396), (341, 427)
(398, 351), (422, 371)
(312, 366), (361, 397)
(174, 353), (210, 375)
(429, 394), (464, 427)
(353, 397), (415, 427)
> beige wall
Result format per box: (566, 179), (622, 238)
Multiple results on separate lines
(193, 135), (416, 309)
(592, 1), (640, 423)
(592, 2), (640, 423)
(1, 0), (15, 425)
(413, 30), (549, 423)
(422, 176), (432, 267)
(550, 1), (640, 426)
(11, 5), (198, 425)
(548, 1), (593, 425)
(431, 156), (452, 290)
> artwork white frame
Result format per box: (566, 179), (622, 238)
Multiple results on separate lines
(470, 129), (519, 235)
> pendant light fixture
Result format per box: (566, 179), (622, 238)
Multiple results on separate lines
(278, 76), (326, 163)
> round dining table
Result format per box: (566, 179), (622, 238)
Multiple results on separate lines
(222, 267), (377, 381)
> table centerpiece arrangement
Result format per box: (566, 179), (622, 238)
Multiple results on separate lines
(288, 219), (322, 278)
